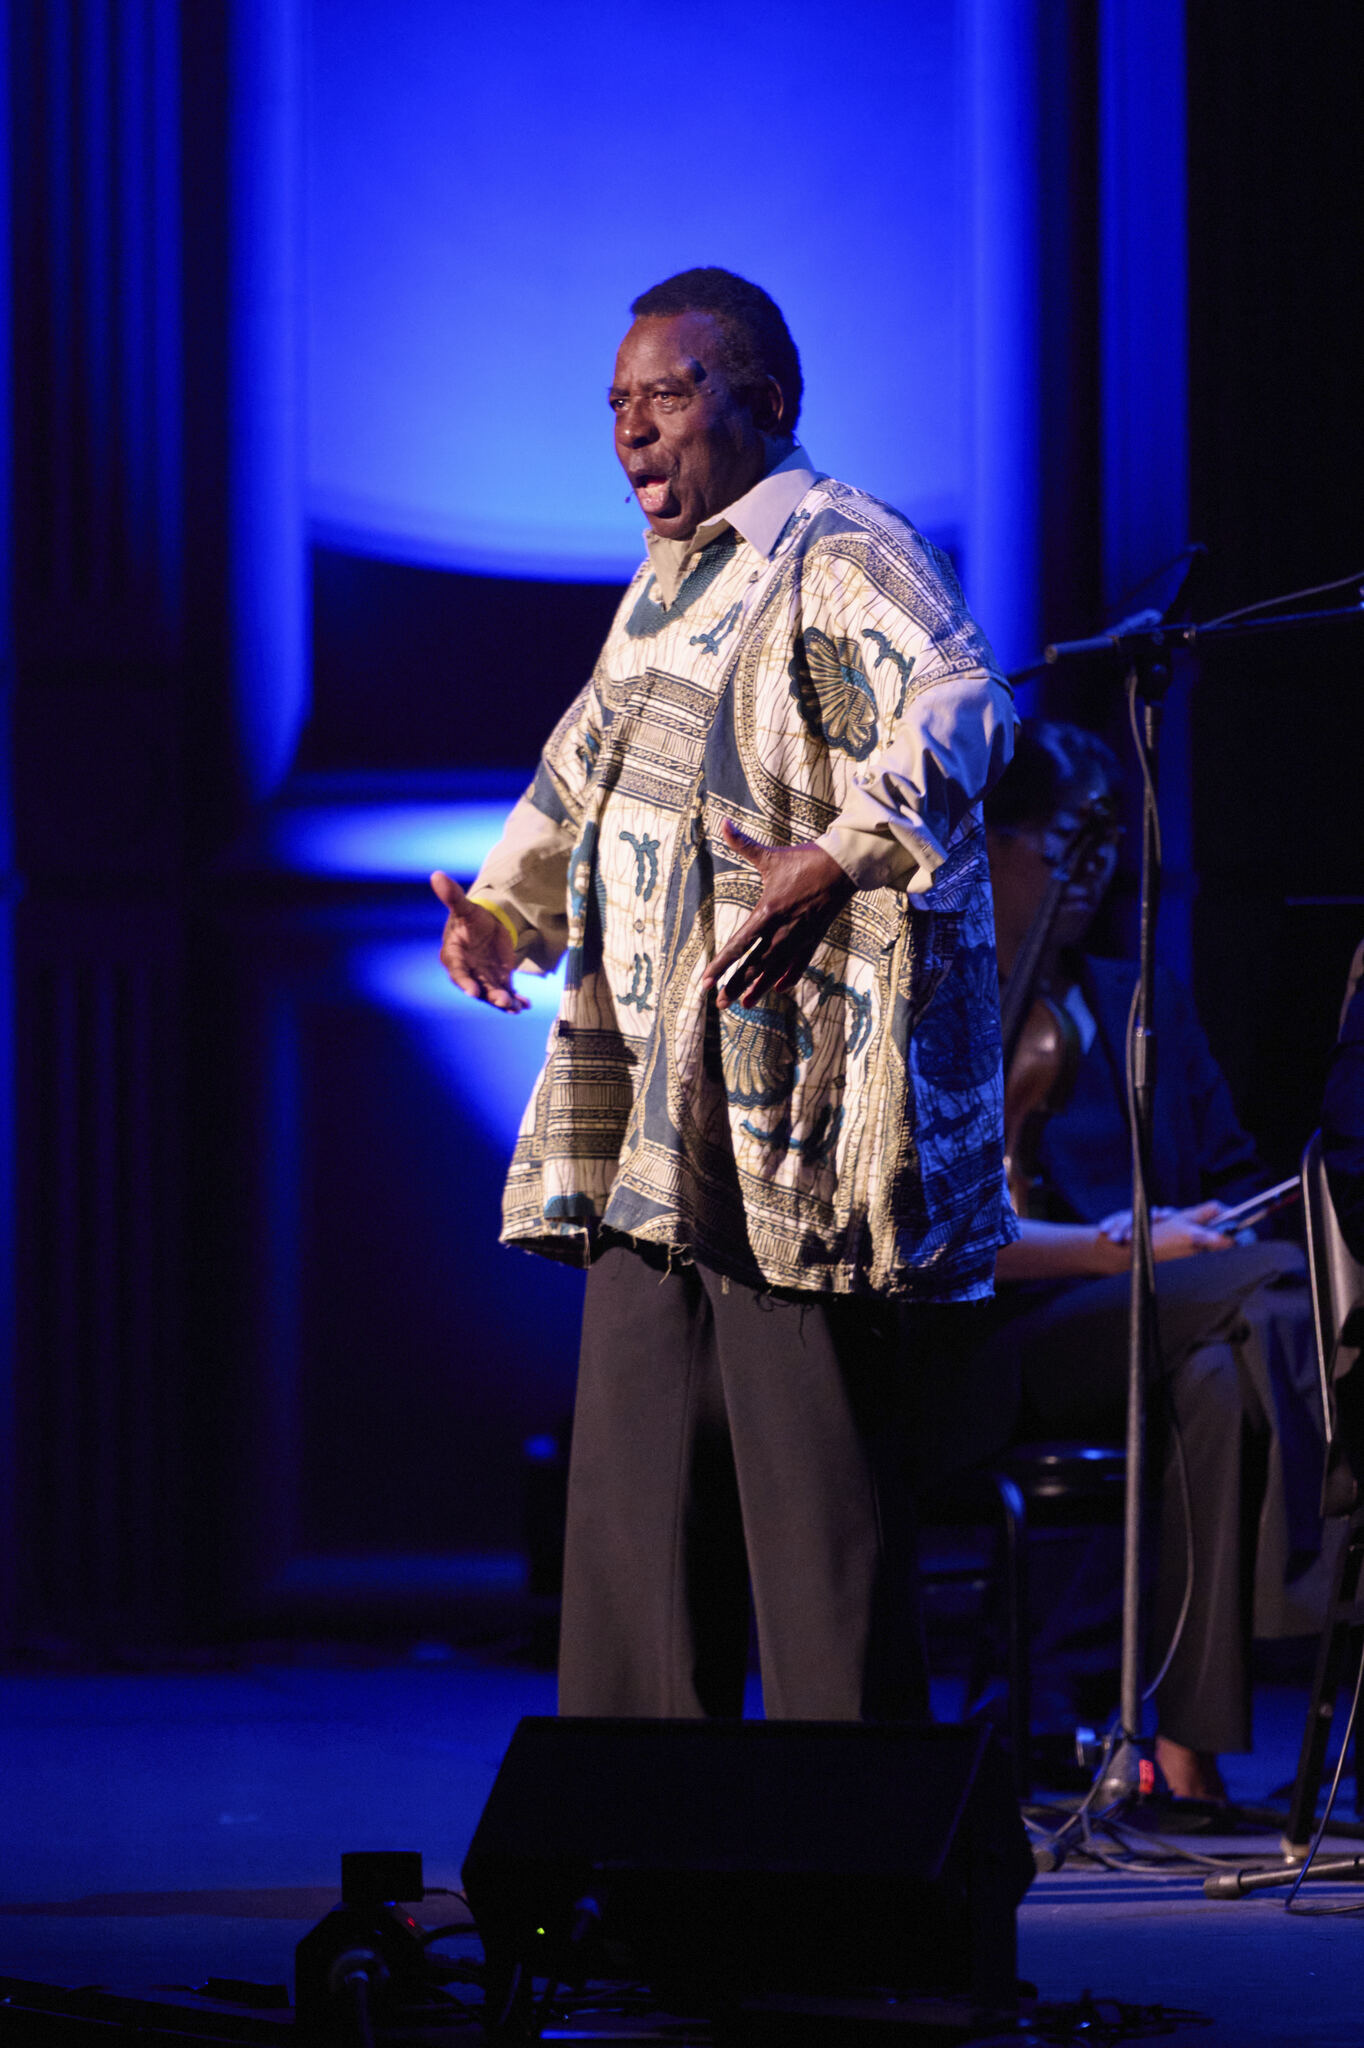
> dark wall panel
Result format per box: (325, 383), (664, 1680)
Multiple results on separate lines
(304, 546), (625, 770)
(1185, 0), (1364, 1162)
(202, 895), (584, 1628)
(1186, 0), (1364, 620)
(296, 996), (582, 1554)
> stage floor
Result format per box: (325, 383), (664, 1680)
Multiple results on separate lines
(1, 1648), (1361, 2044)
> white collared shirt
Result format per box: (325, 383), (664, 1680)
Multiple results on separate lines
(643, 443), (818, 607)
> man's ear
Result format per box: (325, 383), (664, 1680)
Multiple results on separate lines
(750, 373), (787, 437)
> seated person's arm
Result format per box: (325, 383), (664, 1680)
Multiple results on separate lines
(995, 1204), (1234, 1282)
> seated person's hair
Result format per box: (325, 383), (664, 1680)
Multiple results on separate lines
(985, 720), (1123, 831)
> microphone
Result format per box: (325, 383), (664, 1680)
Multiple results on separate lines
(1044, 608), (1165, 664)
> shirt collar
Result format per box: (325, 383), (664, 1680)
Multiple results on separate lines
(643, 443), (818, 607)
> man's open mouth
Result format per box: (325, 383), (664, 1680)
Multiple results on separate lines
(632, 471), (675, 514)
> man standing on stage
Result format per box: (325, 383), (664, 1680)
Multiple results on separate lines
(433, 268), (1015, 1720)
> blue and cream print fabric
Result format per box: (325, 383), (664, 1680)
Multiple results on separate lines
(489, 478), (1016, 1299)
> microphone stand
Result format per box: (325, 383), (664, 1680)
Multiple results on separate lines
(1015, 581), (1364, 1868)
(1099, 633), (1173, 1815)
(1026, 627), (1174, 1868)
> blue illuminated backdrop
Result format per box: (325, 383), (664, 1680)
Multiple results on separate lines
(291, 0), (1202, 1156)
(305, 0), (969, 584)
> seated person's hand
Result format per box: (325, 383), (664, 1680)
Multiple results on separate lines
(1097, 1201), (1234, 1261)
(996, 1201), (1238, 1282)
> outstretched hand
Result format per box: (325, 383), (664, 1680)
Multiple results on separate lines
(431, 871), (529, 1013)
(700, 820), (854, 1011)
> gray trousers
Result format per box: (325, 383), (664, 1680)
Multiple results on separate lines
(558, 1241), (929, 1721)
(1014, 1247), (1314, 1754)
(915, 1242), (1311, 1754)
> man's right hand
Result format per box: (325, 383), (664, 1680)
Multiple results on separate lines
(431, 871), (529, 1013)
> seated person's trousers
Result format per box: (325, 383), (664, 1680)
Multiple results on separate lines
(915, 1241), (1312, 1754)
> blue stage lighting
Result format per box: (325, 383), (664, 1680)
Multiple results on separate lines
(305, 0), (965, 582)
(351, 940), (562, 1147)
(267, 802), (514, 879)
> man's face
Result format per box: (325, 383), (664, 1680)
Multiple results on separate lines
(610, 311), (773, 540)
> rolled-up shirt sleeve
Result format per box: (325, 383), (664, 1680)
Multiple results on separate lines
(465, 675), (605, 973)
(798, 528), (1015, 895)
(815, 668), (1015, 892)
(468, 789), (575, 974)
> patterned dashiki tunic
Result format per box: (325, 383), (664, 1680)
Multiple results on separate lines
(469, 454), (1018, 1300)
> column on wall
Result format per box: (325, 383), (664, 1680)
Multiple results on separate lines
(7, 0), (190, 1648)
(963, 0), (1044, 687)
(969, 0), (1192, 971)
(4, 0), (308, 1648)
(1098, 0), (1193, 985)
(0, 0), (16, 1639)
(226, 0), (308, 802)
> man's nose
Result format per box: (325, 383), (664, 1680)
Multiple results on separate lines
(615, 398), (656, 445)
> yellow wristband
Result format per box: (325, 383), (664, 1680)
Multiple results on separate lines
(468, 894), (520, 949)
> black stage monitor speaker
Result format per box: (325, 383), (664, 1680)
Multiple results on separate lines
(463, 1717), (1033, 2020)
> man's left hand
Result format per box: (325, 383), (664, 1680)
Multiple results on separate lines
(701, 820), (855, 1010)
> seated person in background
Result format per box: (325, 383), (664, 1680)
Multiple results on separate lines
(919, 721), (1321, 1802)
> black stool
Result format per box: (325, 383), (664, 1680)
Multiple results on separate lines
(920, 1440), (1126, 1798)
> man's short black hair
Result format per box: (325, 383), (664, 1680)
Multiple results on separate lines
(985, 720), (1123, 831)
(630, 267), (804, 430)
